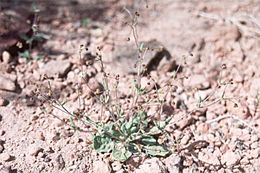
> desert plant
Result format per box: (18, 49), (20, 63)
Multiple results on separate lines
(19, 4), (49, 61)
(91, 111), (171, 161)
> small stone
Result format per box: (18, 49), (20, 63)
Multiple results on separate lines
(135, 158), (167, 173)
(126, 155), (143, 170)
(0, 97), (9, 106)
(2, 51), (11, 63)
(250, 141), (258, 149)
(90, 28), (103, 37)
(164, 154), (182, 173)
(28, 144), (43, 156)
(249, 148), (260, 159)
(158, 59), (177, 74)
(197, 123), (209, 134)
(176, 117), (194, 130)
(0, 166), (10, 173)
(111, 161), (122, 172)
(55, 154), (65, 170)
(0, 153), (11, 162)
(40, 60), (72, 78)
(0, 75), (16, 91)
(206, 25), (241, 42)
(221, 150), (241, 166)
(180, 134), (191, 145)
(162, 103), (175, 116)
(240, 157), (250, 165)
(198, 151), (220, 165)
(183, 74), (210, 89)
(251, 135), (259, 143)
(93, 160), (112, 173)
(36, 131), (45, 141)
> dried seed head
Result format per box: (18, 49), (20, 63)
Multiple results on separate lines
(222, 64), (227, 69)
(135, 11), (140, 16)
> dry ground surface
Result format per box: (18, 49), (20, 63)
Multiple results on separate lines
(0, 0), (260, 172)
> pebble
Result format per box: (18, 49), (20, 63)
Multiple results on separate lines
(221, 150), (241, 166)
(55, 154), (65, 170)
(40, 60), (72, 78)
(197, 123), (209, 134)
(111, 161), (122, 172)
(240, 157), (250, 165)
(164, 154), (182, 173)
(0, 153), (11, 162)
(135, 158), (167, 173)
(176, 117), (194, 130)
(2, 51), (11, 63)
(248, 148), (260, 159)
(28, 144), (44, 156)
(250, 141), (258, 149)
(93, 160), (112, 173)
(180, 134), (191, 145)
(198, 151), (220, 165)
(0, 97), (9, 106)
(36, 131), (45, 141)
(158, 59), (177, 74)
(250, 135), (259, 143)
(0, 166), (10, 173)
(0, 75), (16, 91)
(183, 74), (210, 89)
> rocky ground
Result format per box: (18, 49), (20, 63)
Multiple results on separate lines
(0, 0), (260, 173)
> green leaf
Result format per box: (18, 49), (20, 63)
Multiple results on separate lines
(132, 111), (147, 124)
(93, 135), (113, 153)
(130, 126), (138, 133)
(148, 126), (162, 135)
(128, 133), (142, 142)
(69, 116), (76, 130)
(128, 143), (139, 153)
(121, 121), (133, 136)
(104, 123), (121, 138)
(143, 145), (170, 156)
(34, 32), (50, 40)
(112, 143), (132, 162)
(81, 18), (91, 27)
(19, 50), (30, 59)
(141, 135), (157, 145)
